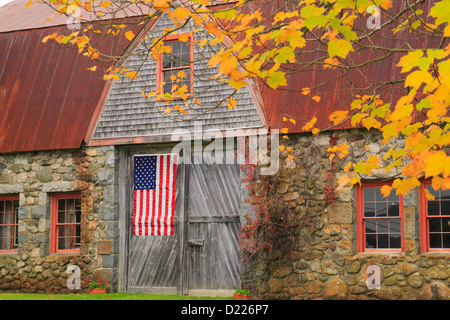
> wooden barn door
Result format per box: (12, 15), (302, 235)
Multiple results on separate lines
(125, 160), (186, 294)
(125, 151), (241, 295)
(185, 160), (242, 295)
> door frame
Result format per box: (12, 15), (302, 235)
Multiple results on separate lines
(118, 142), (242, 295)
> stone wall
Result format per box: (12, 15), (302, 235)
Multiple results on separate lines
(246, 129), (450, 300)
(0, 146), (119, 293)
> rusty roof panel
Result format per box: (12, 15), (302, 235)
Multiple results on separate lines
(239, 0), (443, 133)
(0, 25), (133, 153)
(0, 0), (150, 33)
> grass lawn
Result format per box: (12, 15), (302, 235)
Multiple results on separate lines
(0, 292), (232, 300)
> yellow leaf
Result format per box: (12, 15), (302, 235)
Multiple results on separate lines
(302, 117), (317, 131)
(302, 87), (311, 95)
(312, 96), (321, 102)
(279, 145), (286, 152)
(362, 117), (382, 130)
(344, 162), (352, 172)
(170, 74), (177, 81)
(177, 70), (187, 78)
(424, 188), (435, 201)
(219, 56), (238, 76)
(380, 185), (392, 198)
(289, 118), (296, 125)
(350, 177), (361, 186)
(227, 97), (237, 110)
(280, 128), (289, 134)
(100, 1), (111, 7)
(329, 110), (349, 125)
(125, 71), (138, 79)
(25, 0), (32, 8)
(178, 34), (190, 43)
(125, 31), (135, 41)
(87, 66), (97, 71)
(336, 174), (350, 191)
(312, 128), (320, 135)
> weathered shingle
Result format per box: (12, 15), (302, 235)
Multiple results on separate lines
(92, 13), (264, 141)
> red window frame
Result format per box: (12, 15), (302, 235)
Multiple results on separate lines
(0, 195), (19, 253)
(419, 182), (450, 252)
(156, 33), (194, 100)
(50, 193), (82, 254)
(356, 182), (405, 253)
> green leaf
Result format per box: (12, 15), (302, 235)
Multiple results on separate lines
(274, 46), (295, 63)
(328, 39), (353, 58)
(396, 50), (423, 73)
(267, 71), (287, 89)
(430, 0), (450, 26)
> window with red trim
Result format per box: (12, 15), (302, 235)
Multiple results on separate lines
(0, 195), (19, 252)
(356, 183), (404, 252)
(51, 193), (81, 253)
(420, 183), (450, 252)
(157, 34), (194, 99)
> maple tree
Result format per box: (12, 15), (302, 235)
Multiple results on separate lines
(31, 0), (450, 198)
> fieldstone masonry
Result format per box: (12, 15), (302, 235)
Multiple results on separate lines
(247, 129), (450, 300)
(0, 146), (119, 293)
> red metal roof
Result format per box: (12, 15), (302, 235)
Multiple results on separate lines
(0, 25), (135, 153)
(238, 0), (443, 133)
(0, 0), (148, 33)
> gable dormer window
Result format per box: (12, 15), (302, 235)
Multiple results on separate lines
(157, 33), (194, 99)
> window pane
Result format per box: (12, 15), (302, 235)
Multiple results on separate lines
(441, 189), (450, 201)
(429, 218), (442, 233)
(364, 202), (375, 217)
(163, 52), (171, 69)
(390, 234), (401, 248)
(377, 219), (388, 233)
(375, 187), (385, 201)
(366, 234), (376, 249)
(427, 185), (439, 200)
(388, 203), (399, 217)
(365, 219), (376, 234)
(377, 234), (389, 248)
(442, 218), (450, 232)
(443, 233), (450, 248)
(428, 201), (440, 216)
(390, 218), (401, 233)
(429, 233), (442, 248)
(364, 187), (375, 202)
(376, 202), (387, 217)
(441, 200), (450, 216)
(387, 190), (399, 202)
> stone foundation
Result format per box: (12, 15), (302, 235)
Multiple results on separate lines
(0, 146), (119, 293)
(246, 129), (450, 300)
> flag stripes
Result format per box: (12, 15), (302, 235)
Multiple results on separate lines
(132, 154), (177, 236)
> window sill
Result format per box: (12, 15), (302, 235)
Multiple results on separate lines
(0, 251), (19, 255)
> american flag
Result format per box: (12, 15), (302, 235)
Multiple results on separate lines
(133, 154), (177, 236)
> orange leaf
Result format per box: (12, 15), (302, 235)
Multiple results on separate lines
(312, 96), (321, 102)
(380, 185), (392, 198)
(125, 31), (135, 41)
(302, 87), (311, 95)
(329, 110), (349, 125)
